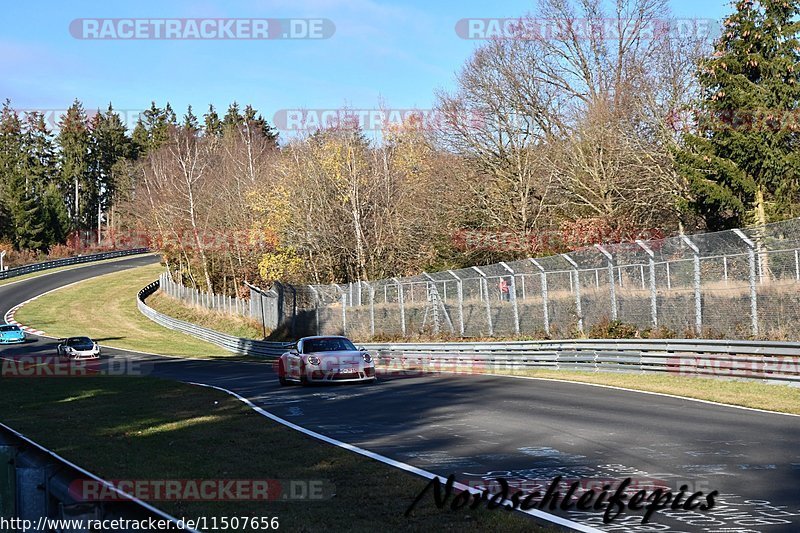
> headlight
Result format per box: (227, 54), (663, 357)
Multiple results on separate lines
(307, 356), (321, 366)
(362, 353), (372, 363)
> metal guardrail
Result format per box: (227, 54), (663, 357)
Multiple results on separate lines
(0, 422), (197, 531)
(137, 281), (291, 358)
(0, 248), (151, 281)
(138, 280), (800, 383)
(360, 339), (800, 383)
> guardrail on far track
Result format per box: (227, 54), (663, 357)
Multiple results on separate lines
(138, 278), (800, 383)
(138, 279), (291, 358)
(0, 248), (151, 281)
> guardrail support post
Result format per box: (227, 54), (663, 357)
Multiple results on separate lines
(393, 278), (406, 337)
(529, 259), (550, 336)
(472, 266), (493, 336)
(500, 262), (520, 335)
(636, 240), (658, 328)
(561, 254), (583, 335)
(594, 245), (617, 321)
(681, 235), (702, 334)
(447, 270), (465, 336)
(733, 229), (759, 336)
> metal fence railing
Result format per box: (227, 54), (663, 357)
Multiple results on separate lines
(0, 248), (151, 281)
(135, 284), (800, 384)
(138, 280), (290, 357)
(247, 217), (800, 342)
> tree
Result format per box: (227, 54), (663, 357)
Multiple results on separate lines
(676, 0), (800, 229)
(57, 99), (92, 229)
(437, 0), (704, 246)
(90, 104), (132, 239)
(0, 101), (23, 243)
(203, 104), (223, 137)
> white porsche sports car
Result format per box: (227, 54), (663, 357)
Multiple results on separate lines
(57, 336), (101, 360)
(277, 336), (376, 385)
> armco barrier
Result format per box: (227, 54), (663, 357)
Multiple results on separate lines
(138, 280), (291, 357)
(0, 248), (150, 281)
(0, 422), (197, 531)
(138, 280), (800, 383)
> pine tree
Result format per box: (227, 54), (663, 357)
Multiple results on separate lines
(57, 99), (92, 229)
(676, 0), (800, 229)
(223, 102), (244, 133)
(90, 103), (132, 239)
(182, 105), (200, 134)
(203, 104), (223, 137)
(0, 100), (23, 244)
(243, 104), (279, 145)
(40, 182), (70, 247)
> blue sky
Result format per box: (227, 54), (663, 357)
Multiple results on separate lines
(1, 0), (732, 132)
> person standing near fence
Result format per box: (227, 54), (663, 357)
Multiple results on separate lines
(499, 278), (510, 301)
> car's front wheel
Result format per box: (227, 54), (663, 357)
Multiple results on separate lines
(279, 375), (288, 386)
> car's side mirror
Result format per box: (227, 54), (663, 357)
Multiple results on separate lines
(358, 346), (367, 352)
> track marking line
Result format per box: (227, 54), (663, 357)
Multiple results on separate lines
(187, 381), (603, 533)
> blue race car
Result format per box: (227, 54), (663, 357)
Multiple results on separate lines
(0, 324), (26, 344)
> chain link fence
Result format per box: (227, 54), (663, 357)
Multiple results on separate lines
(159, 218), (800, 341)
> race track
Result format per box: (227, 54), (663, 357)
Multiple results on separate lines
(1, 257), (799, 532)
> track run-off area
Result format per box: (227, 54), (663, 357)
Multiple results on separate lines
(1, 256), (798, 532)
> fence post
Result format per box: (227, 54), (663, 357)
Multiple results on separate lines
(561, 254), (583, 335)
(447, 270), (465, 336)
(260, 290), (267, 339)
(392, 278), (406, 337)
(308, 286), (320, 335)
(500, 262), (520, 335)
(733, 229), (759, 336)
(340, 290), (347, 336)
(636, 240), (658, 328)
(366, 281), (375, 338)
(472, 266), (493, 336)
(594, 245), (617, 321)
(681, 235), (702, 334)
(795, 249), (799, 280)
(529, 259), (550, 336)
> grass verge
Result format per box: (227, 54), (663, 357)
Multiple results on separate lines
(148, 292), (264, 340)
(0, 377), (546, 532)
(492, 369), (800, 415)
(0, 253), (158, 287)
(13, 264), (229, 358)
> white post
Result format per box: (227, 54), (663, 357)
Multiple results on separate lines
(500, 262), (520, 335)
(529, 259), (550, 336)
(562, 254), (583, 334)
(733, 229), (759, 336)
(447, 270), (465, 336)
(594, 245), (617, 321)
(472, 266), (493, 336)
(636, 240), (658, 328)
(681, 235), (702, 334)
(309, 286), (320, 336)
(393, 277), (406, 337)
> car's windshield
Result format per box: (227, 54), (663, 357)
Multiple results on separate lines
(302, 338), (357, 353)
(67, 337), (93, 346)
(0, 325), (20, 332)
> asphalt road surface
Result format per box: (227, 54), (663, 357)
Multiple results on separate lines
(1, 256), (799, 532)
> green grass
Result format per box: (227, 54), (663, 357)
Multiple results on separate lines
(488, 369), (800, 415)
(0, 254), (158, 287)
(148, 292), (264, 340)
(0, 377), (546, 532)
(14, 264), (229, 358)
